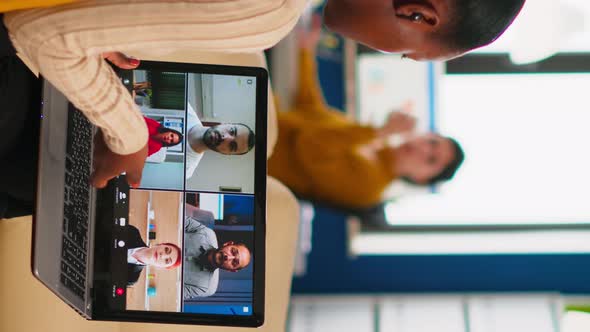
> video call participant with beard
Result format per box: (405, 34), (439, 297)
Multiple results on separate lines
(185, 105), (255, 179)
(126, 225), (182, 287)
(183, 216), (251, 299)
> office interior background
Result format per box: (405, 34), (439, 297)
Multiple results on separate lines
(269, 0), (590, 331)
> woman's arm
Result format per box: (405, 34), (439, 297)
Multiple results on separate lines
(4, 0), (307, 154)
(293, 15), (328, 113)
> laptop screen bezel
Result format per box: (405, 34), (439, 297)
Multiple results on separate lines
(91, 61), (267, 327)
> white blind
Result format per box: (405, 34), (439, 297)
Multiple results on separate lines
(386, 73), (590, 226)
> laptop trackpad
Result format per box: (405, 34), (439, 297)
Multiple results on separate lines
(44, 84), (69, 161)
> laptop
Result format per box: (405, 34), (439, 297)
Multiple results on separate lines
(33, 61), (268, 327)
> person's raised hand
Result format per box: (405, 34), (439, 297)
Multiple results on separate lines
(90, 129), (148, 189)
(102, 52), (140, 69)
(378, 101), (417, 137)
(298, 14), (323, 50)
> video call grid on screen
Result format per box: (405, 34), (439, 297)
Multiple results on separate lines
(133, 69), (257, 194)
(117, 68), (258, 317)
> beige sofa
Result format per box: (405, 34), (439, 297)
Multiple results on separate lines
(0, 51), (300, 332)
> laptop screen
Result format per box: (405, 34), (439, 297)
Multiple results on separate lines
(93, 63), (266, 323)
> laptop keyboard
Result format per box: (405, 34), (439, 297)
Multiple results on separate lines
(60, 106), (92, 300)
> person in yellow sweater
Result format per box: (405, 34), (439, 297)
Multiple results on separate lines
(268, 23), (464, 209)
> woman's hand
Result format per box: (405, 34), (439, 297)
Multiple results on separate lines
(89, 52), (144, 188)
(90, 130), (148, 189)
(102, 52), (140, 69)
(378, 101), (417, 137)
(298, 14), (323, 50)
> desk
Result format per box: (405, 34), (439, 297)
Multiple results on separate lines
(0, 176), (298, 332)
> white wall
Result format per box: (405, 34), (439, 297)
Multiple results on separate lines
(472, 0), (590, 63)
(357, 54), (435, 130)
(385, 73), (590, 226)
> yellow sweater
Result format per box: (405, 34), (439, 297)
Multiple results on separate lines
(0, 0), (75, 12)
(268, 50), (397, 209)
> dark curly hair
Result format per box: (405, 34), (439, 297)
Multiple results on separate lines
(156, 126), (184, 147)
(434, 0), (526, 53)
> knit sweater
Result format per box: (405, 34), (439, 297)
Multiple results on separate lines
(4, 0), (308, 154)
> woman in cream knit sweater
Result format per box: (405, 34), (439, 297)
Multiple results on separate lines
(0, 0), (524, 218)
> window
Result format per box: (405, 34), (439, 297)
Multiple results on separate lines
(385, 73), (590, 227)
(354, 56), (590, 254)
